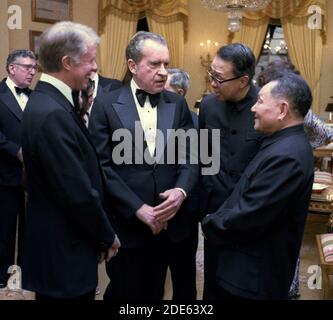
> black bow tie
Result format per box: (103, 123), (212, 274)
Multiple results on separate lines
(15, 87), (32, 96)
(136, 89), (160, 108)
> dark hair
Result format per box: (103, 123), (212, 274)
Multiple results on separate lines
(216, 43), (256, 81)
(270, 71), (312, 118)
(6, 49), (36, 73)
(167, 68), (190, 95)
(257, 59), (300, 88)
(126, 31), (167, 63)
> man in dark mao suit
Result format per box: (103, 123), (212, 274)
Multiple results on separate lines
(21, 21), (120, 300)
(202, 72), (314, 300)
(199, 43), (263, 299)
(89, 31), (197, 300)
(0, 50), (37, 288)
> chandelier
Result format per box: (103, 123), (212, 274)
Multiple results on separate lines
(201, 0), (271, 32)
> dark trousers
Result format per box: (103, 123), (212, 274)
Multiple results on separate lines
(104, 231), (198, 300)
(203, 239), (219, 300)
(35, 291), (95, 300)
(0, 185), (25, 284)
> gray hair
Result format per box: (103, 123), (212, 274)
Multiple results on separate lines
(6, 50), (36, 73)
(38, 21), (99, 73)
(167, 68), (190, 95)
(270, 71), (312, 118)
(126, 31), (167, 63)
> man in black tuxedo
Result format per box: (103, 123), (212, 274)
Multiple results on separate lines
(0, 49), (37, 288)
(163, 67), (199, 299)
(96, 73), (122, 93)
(21, 21), (120, 300)
(199, 43), (263, 299)
(80, 72), (122, 128)
(89, 31), (197, 300)
(202, 72), (314, 299)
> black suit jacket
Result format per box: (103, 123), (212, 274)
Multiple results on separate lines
(98, 75), (122, 93)
(21, 81), (116, 298)
(199, 85), (262, 216)
(202, 125), (314, 299)
(89, 84), (198, 248)
(0, 79), (24, 186)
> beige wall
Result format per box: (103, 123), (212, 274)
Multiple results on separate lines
(0, 0), (332, 114)
(0, 0), (98, 80)
(184, 0), (229, 109)
(0, 0), (9, 79)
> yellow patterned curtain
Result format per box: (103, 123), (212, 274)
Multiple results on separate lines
(231, 17), (269, 60)
(239, 0), (327, 113)
(99, 0), (188, 78)
(146, 14), (185, 68)
(99, 8), (138, 80)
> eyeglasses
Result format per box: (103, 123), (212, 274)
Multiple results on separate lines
(12, 63), (37, 72)
(207, 69), (243, 86)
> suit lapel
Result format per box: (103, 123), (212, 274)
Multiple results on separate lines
(0, 80), (23, 121)
(112, 85), (155, 163)
(35, 81), (97, 153)
(155, 94), (176, 163)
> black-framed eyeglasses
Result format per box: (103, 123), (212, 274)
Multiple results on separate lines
(207, 70), (243, 85)
(12, 63), (37, 72)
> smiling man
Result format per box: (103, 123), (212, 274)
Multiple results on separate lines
(89, 31), (197, 300)
(202, 71), (314, 300)
(21, 22), (120, 300)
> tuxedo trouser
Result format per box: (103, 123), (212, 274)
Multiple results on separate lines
(203, 239), (219, 300)
(104, 231), (198, 300)
(0, 185), (25, 284)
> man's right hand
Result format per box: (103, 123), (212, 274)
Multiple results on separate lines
(99, 235), (121, 263)
(135, 204), (165, 235)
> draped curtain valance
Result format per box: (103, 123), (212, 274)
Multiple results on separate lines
(98, 0), (189, 38)
(243, 0), (327, 42)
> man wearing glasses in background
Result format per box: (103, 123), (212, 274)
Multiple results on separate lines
(199, 43), (263, 299)
(0, 50), (37, 288)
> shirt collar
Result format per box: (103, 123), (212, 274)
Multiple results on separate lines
(40, 73), (74, 106)
(260, 124), (305, 150)
(130, 79), (142, 107)
(6, 77), (21, 96)
(92, 73), (99, 99)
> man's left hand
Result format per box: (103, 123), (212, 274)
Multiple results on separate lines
(154, 189), (185, 222)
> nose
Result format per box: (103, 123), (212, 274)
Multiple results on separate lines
(251, 104), (256, 113)
(158, 64), (168, 77)
(91, 60), (98, 73)
(210, 78), (218, 89)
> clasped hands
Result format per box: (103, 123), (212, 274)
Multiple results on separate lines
(136, 188), (186, 235)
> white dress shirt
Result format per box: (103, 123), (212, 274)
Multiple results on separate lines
(6, 77), (29, 111)
(130, 79), (157, 158)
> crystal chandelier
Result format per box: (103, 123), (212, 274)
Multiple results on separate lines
(201, 0), (271, 32)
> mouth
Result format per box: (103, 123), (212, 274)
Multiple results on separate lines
(156, 79), (166, 85)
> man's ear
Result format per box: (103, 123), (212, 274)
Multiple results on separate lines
(278, 101), (289, 120)
(239, 75), (250, 89)
(8, 64), (15, 76)
(177, 88), (185, 96)
(128, 59), (137, 75)
(62, 56), (72, 71)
